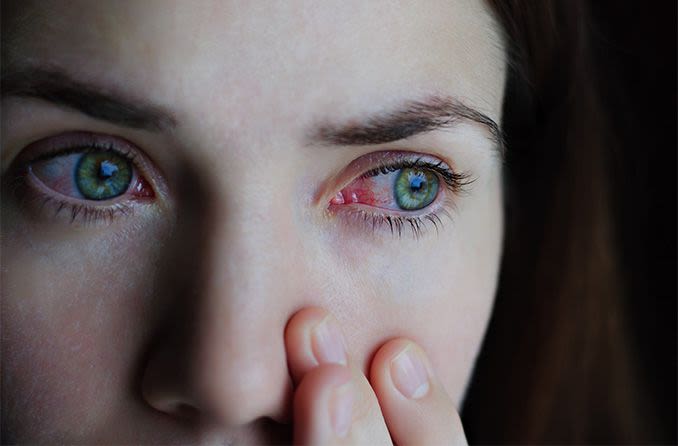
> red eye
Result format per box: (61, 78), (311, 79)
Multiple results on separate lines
(330, 167), (440, 212)
(29, 150), (154, 201)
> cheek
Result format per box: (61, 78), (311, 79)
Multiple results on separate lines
(327, 181), (502, 406)
(1, 217), (168, 440)
(337, 241), (498, 406)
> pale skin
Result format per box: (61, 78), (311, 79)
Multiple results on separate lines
(1, 0), (506, 444)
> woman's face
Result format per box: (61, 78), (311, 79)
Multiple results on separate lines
(1, 0), (505, 443)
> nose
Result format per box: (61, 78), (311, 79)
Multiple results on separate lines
(140, 202), (304, 428)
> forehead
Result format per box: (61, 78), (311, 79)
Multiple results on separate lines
(4, 1), (505, 124)
(4, 0), (503, 96)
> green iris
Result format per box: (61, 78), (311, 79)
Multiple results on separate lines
(394, 168), (439, 210)
(75, 152), (132, 200)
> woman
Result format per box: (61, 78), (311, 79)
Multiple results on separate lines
(0, 0), (661, 443)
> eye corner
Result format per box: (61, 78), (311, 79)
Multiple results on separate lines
(129, 175), (156, 200)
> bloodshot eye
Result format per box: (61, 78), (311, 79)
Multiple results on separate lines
(326, 152), (474, 238)
(29, 149), (153, 201)
(7, 131), (164, 225)
(330, 165), (441, 212)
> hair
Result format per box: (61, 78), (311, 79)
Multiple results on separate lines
(461, 1), (656, 442)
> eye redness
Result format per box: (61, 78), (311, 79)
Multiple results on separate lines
(7, 132), (157, 224)
(31, 151), (139, 201)
(328, 153), (474, 238)
(332, 167), (439, 211)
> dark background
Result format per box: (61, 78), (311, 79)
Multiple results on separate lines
(463, 2), (676, 443)
(591, 0), (676, 441)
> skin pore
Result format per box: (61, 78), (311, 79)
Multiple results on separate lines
(1, 0), (506, 443)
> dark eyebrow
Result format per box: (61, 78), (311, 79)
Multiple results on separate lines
(1, 66), (177, 132)
(310, 95), (504, 154)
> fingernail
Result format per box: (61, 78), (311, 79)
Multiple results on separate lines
(390, 344), (430, 399)
(331, 381), (353, 438)
(311, 316), (347, 365)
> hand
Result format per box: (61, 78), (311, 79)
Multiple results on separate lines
(285, 307), (468, 445)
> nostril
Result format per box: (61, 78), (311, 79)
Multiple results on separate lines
(171, 402), (200, 421)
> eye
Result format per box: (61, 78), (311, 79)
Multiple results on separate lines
(330, 154), (468, 212)
(7, 132), (157, 224)
(31, 150), (142, 201)
(327, 152), (473, 238)
(330, 166), (440, 211)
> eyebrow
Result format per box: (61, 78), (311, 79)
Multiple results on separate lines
(311, 95), (504, 154)
(1, 67), (503, 153)
(1, 66), (177, 131)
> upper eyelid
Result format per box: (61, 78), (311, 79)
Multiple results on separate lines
(362, 157), (448, 176)
(315, 150), (465, 206)
(13, 132), (139, 165)
(361, 158), (473, 188)
(29, 144), (137, 165)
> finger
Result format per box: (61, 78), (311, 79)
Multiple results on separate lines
(293, 363), (393, 445)
(286, 308), (391, 444)
(369, 338), (468, 445)
(293, 364), (354, 445)
(284, 307), (347, 385)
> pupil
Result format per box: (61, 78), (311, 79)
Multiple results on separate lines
(409, 175), (425, 192)
(98, 160), (118, 180)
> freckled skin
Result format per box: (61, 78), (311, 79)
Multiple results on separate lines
(1, 0), (505, 443)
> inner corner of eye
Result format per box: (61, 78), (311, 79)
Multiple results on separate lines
(326, 164), (443, 214)
(329, 176), (383, 207)
(130, 175), (155, 199)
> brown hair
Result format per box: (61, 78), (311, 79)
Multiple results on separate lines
(462, 1), (655, 442)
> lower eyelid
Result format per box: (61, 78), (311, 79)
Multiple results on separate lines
(8, 166), (149, 226)
(31, 194), (135, 225)
(327, 188), (455, 239)
(330, 205), (453, 239)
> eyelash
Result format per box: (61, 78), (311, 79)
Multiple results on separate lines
(7, 141), (149, 225)
(362, 157), (472, 191)
(47, 197), (134, 225)
(336, 157), (474, 239)
(8, 136), (472, 238)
